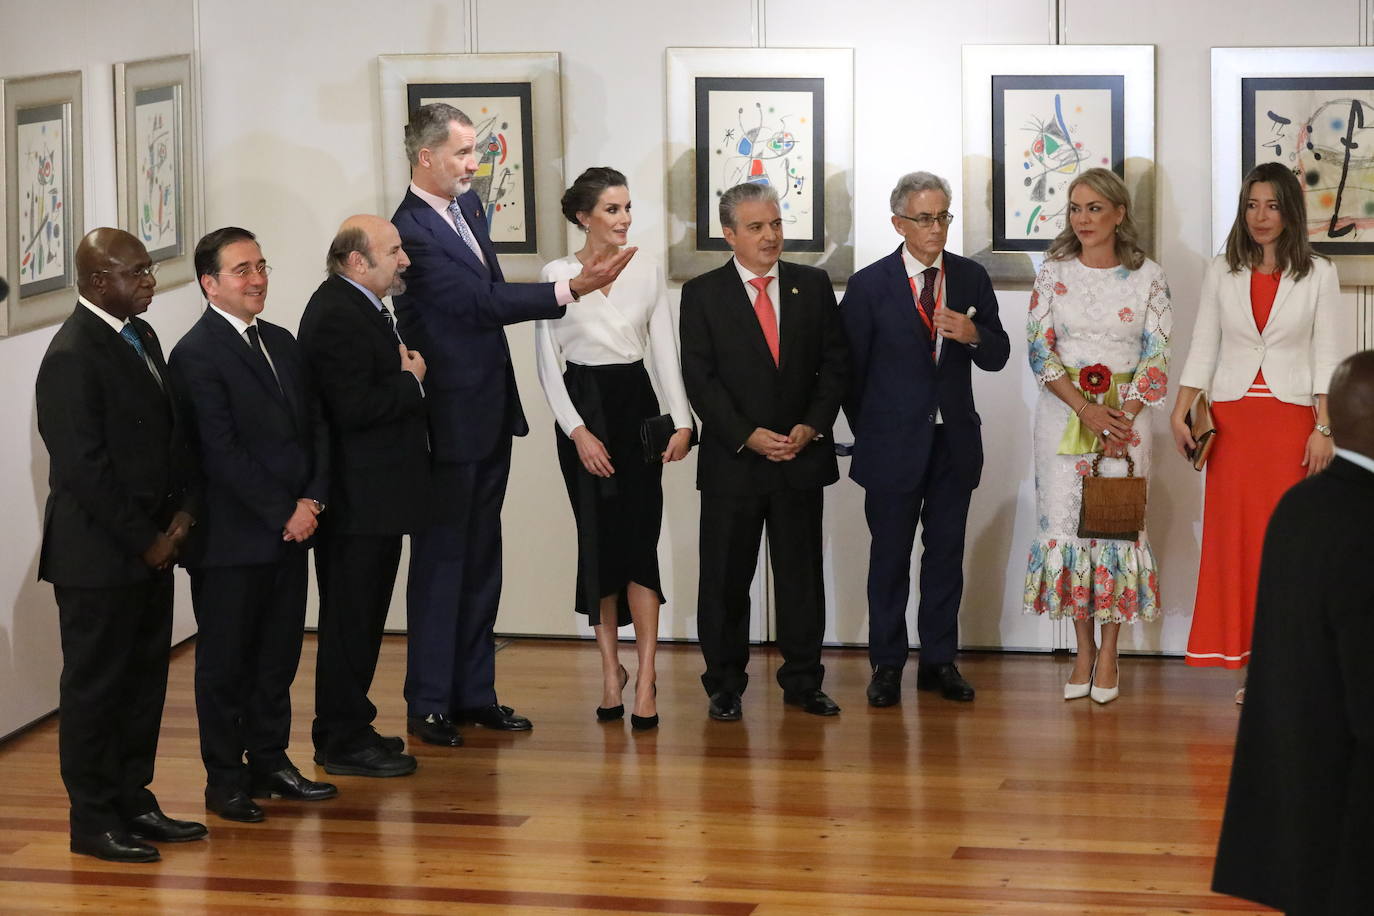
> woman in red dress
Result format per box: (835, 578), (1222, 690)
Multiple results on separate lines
(1172, 162), (1344, 702)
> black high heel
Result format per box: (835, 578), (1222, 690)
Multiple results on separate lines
(596, 664), (629, 722)
(630, 678), (658, 730)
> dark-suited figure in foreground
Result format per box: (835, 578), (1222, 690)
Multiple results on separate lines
(169, 228), (337, 823)
(679, 182), (850, 722)
(298, 215), (430, 777)
(841, 172), (1010, 706)
(1212, 350), (1374, 914)
(36, 228), (207, 862)
(391, 103), (632, 743)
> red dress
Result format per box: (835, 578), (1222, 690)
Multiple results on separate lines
(1185, 271), (1313, 668)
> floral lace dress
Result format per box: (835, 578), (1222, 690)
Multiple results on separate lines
(1023, 257), (1172, 622)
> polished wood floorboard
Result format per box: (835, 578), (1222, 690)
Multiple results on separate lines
(0, 638), (1272, 914)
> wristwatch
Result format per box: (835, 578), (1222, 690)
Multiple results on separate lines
(1315, 424), (1332, 437)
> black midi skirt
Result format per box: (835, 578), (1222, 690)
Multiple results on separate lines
(555, 361), (667, 627)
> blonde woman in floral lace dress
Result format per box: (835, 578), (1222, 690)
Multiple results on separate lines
(1023, 168), (1171, 704)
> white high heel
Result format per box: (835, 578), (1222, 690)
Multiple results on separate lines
(1064, 657), (1094, 700)
(1091, 659), (1119, 705)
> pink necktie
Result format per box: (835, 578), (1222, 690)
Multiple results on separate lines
(748, 277), (780, 366)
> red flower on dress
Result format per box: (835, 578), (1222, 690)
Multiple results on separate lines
(1044, 327), (1058, 351)
(1136, 366), (1167, 402)
(1079, 363), (1112, 396)
(1054, 281), (1068, 295)
(1072, 584), (1089, 606)
(1075, 459), (1091, 477)
(1129, 428), (1142, 448)
(1029, 290), (1040, 311)
(1118, 307), (1135, 323)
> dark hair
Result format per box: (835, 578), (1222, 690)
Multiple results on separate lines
(719, 182), (779, 230)
(326, 225), (372, 275)
(404, 102), (473, 166)
(1045, 168), (1146, 270)
(560, 167), (627, 227)
(1224, 162), (1319, 280)
(194, 226), (258, 298)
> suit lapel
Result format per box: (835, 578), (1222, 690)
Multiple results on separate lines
(1266, 270), (1298, 331)
(88, 310), (166, 402)
(408, 192), (489, 280)
(461, 192), (502, 282)
(722, 261), (781, 371)
(204, 309), (289, 410)
(1231, 270), (1263, 338)
(885, 245), (936, 369)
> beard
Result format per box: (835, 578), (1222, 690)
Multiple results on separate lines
(386, 275), (407, 296)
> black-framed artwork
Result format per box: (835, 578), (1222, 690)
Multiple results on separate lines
(991, 74), (1125, 253)
(1241, 75), (1374, 256)
(692, 76), (825, 254)
(407, 81), (539, 255)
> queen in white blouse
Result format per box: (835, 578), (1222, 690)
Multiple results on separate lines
(536, 167), (693, 730)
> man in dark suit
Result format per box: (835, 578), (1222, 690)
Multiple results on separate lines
(679, 182), (850, 722)
(298, 214), (430, 776)
(391, 102), (631, 742)
(841, 172), (1010, 706)
(168, 227), (337, 823)
(36, 228), (207, 862)
(1212, 351), (1374, 914)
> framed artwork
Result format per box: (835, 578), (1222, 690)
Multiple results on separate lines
(115, 54), (199, 291)
(1, 70), (83, 337)
(378, 53), (564, 282)
(1214, 47), (1374, 283)
(666, 48), (854, 284)
(962, 45), (1155, 288)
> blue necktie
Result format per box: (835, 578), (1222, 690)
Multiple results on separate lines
(446, 199), (487, 267)
(120, 324), (147, 359)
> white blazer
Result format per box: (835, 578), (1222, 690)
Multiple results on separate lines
(1178, 254), (1344, 405)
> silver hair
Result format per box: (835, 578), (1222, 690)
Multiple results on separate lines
(719, 182), (780, 229)
(889, 171), (952, 215)
(403, 102), (473, 166)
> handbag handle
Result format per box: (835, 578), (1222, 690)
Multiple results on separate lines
(1091, 452), (1135, 478)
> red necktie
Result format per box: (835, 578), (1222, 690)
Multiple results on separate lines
(748, 276), (780, 366)
(909, 267), (938, 356)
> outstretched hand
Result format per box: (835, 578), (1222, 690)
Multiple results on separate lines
(570, 247), (637, 298)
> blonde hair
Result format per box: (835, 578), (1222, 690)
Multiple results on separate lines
(1045, 168), (1146, 270)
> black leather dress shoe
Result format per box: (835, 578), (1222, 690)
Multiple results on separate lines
(707, 691), (742, 721)
(205, 789), (265, 823)
(71, 829), (160, 863)
(250, 765), (338, 801)
(866, 665), (902, 708)
(783, 688), (841, 716)
(317, 744), (418, 778)
(916, 662), (975, 701)
(407, 713), (465, 747)
(460, 704), (532, 731)
(126, 808), (208, 843)
(375, 732), (405, 753)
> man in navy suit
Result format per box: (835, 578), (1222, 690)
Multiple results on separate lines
(169, 228), (337, 823)
(841, 172), (1010, 706)
(391, 103), (632, 743)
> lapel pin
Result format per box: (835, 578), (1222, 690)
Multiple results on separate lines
(791, 287), (799, 295)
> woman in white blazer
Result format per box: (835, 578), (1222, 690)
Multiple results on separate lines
(536, 167), (694, 731)
(1171, 162), (1344, 699)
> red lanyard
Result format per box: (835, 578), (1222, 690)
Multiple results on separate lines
(907, 265), (944, 353)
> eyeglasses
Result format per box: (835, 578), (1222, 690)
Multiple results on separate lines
(94, 264), (160, 280)
(895, 212), (955, 229)
(216, 264), (273, 279)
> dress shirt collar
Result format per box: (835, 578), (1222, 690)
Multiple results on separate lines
(411, 181), (457, 221)
(339, 275), (388, 313)
(78, 295), (128, 335)
(207, 302), (257, 336)
(901, 246), (944, 279)
(732, 257), (780, 290)
(1335, 447), (1374, 476)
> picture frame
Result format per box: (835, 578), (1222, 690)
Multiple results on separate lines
(1213, 47), (1374, 284)
(115, 54), (199, 292)
(962, 45), (1155, 288)
(378, 53), (564, 282)
(666, 48), (854, 284)
(1, 70), (83, 337)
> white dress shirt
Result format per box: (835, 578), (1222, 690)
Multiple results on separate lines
(1335, 447), (1374, 475)
(535, 253), (692, 438)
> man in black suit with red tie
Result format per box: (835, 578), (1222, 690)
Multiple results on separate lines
(298, 215), (431, 777)
(841, 172), (1010, 706)
(169, 227), (337, 823)
(36, 228), (207, 862)
(679, 182), (850, 722)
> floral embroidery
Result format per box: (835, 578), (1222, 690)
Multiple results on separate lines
(1136, 366), (1167, 402)
(1118, 307), (1134, 323)
(1029, 289), (1039, 311)
(1044, 327), (1057, 351)
(1075, 459), (1091, 477)
(1128, 428), (1142, 448)
(1079, 363), (1112, 395)
(1054, 281), (1068, 295)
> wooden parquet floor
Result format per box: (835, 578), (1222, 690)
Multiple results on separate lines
(0, 637), (1271, 914)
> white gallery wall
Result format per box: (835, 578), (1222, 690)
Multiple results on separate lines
(0, 0), (1365, 737)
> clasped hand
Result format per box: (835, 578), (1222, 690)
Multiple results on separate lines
(283, 498), (321, 542)
(141, 510), (195, 570)
(747, 424), (816, 462)
(1083, 404), (1133, 459)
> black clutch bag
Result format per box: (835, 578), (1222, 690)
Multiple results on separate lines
(639, 414), (696, 463)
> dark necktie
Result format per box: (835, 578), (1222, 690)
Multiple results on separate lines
(245, 325), (282, 393)
(378, 303), (405, 346)
(909, 266), (938, 355)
